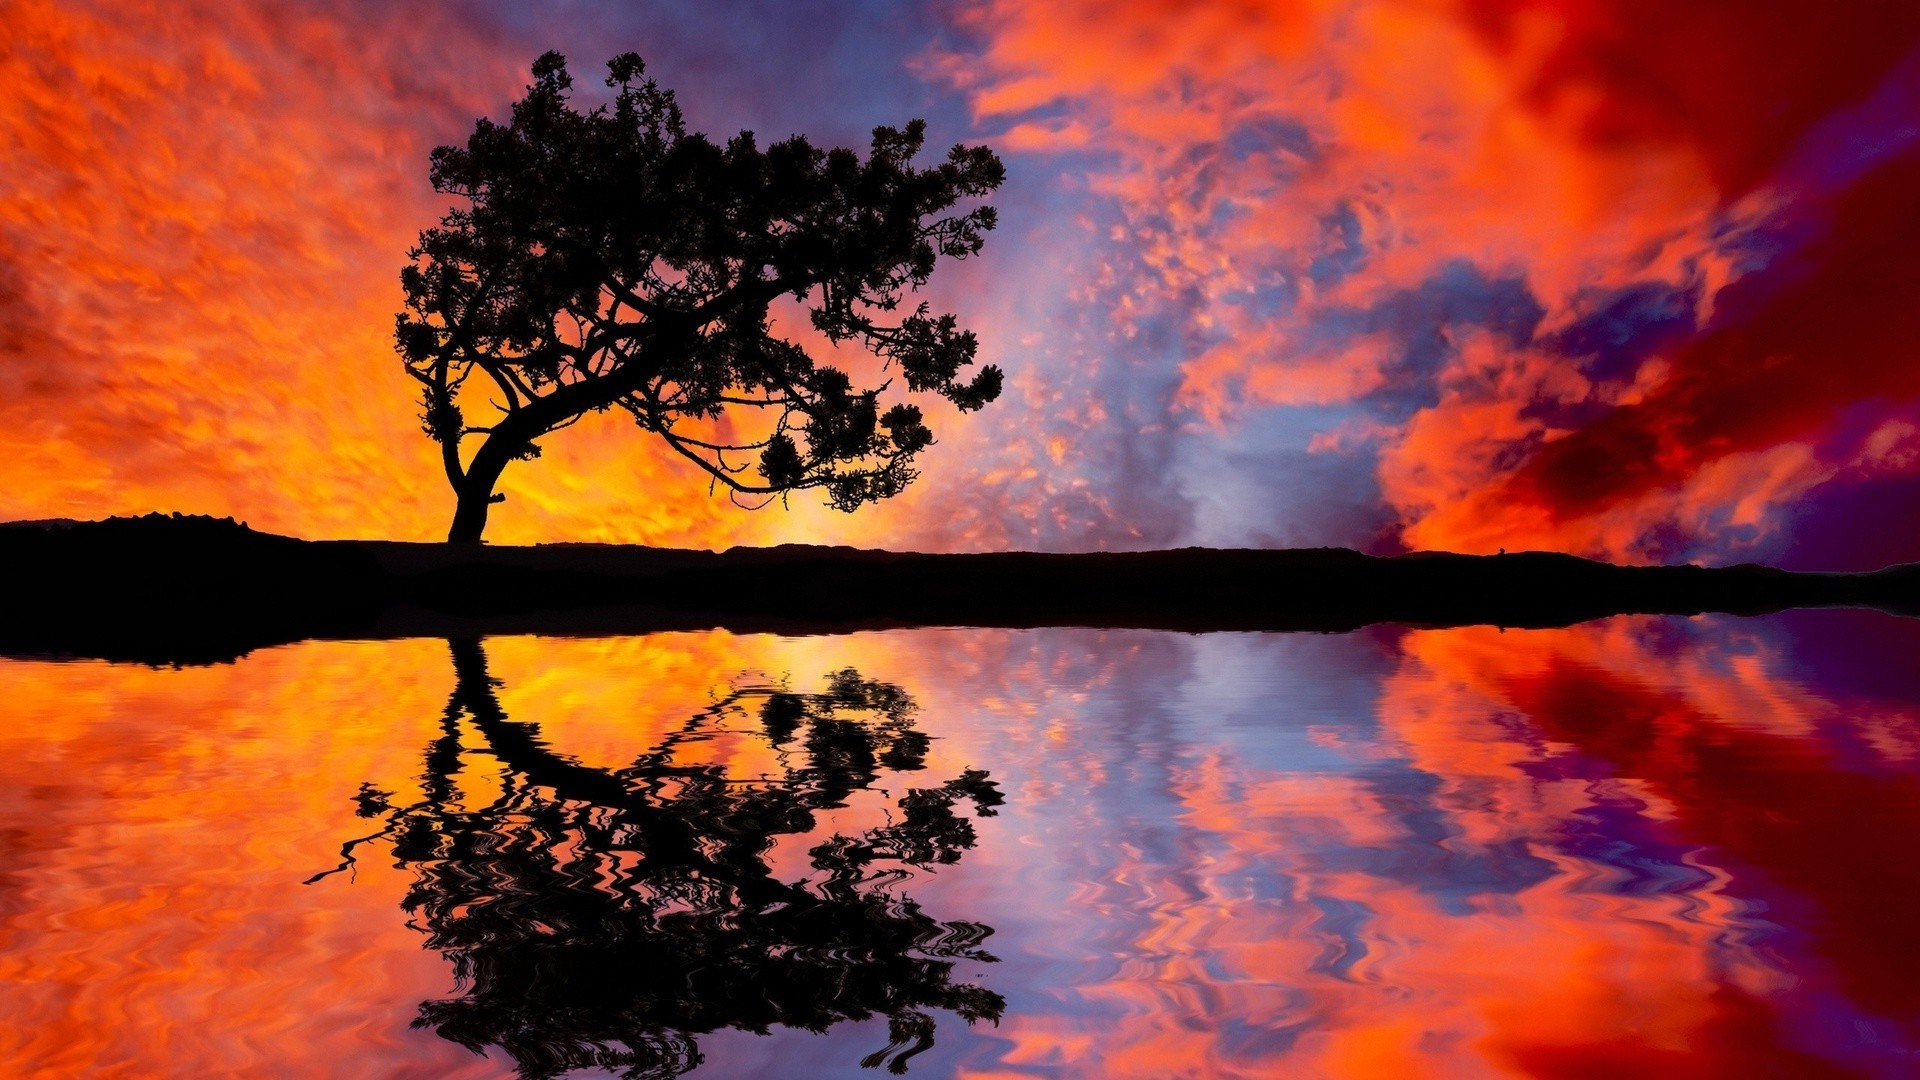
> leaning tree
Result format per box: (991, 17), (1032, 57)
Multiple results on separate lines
(397, 52), (1005, 542)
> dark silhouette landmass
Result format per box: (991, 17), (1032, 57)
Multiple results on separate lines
(3, 513), (1917, 665)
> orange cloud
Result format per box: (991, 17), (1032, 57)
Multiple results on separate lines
(0, 0), (984, 547)
(1, 0), (519, 538)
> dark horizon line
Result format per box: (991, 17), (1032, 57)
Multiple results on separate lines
(8, 511), (1917, 570)
(3, 513), (1917, 667)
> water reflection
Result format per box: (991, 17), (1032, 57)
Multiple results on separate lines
(1484, 625), (1920, 1050)
(4, 617), (1920, 1077)
(312, 639), (1004, 1077)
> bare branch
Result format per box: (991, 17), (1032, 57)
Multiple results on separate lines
(480, 365), (522, 411)
(660, 432), (775, 454)
(659, 428), (782, 495)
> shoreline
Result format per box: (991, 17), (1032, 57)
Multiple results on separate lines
(5, 515), (1917, 665)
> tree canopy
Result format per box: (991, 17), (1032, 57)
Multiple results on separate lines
(398, 51), (1006, 542)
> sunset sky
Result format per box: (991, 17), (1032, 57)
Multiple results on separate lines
(6, 0), (1919, 566)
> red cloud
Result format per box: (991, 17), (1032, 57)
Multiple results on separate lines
(1512, 151), (1920, 517)
(1458, 0), (1920, 197)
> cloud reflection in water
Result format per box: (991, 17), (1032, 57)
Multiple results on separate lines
(1, 616), (1918, 1075)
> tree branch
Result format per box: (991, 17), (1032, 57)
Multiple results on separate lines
(658, 427), (782, 495)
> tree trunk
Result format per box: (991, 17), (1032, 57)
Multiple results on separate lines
(441, 364), (641, 542)
(446, 487), (494, 544)
(446, 440), (515, 543)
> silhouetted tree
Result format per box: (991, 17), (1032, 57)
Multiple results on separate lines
(397, 52), (1006, 542)
(312, 640), (1004, 1078)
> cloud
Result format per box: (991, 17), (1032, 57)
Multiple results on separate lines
(0, 0), (1014, 546)
(0, 0), (512, 537)
(942, 0), (1920, 562)
(1451, 148), (1920, 559)
(8, 0), (1919, 559)
(1455, 0), (1920, 197)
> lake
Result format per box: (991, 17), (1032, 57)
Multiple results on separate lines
(3, 611), (1918, 1077)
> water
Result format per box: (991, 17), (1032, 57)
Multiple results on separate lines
(3, 611), (1919, 1077)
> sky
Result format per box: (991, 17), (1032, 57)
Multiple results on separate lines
(4, 0), (1919, 566)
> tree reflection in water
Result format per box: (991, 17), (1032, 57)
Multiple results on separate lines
(311, 638), (1005, 1078)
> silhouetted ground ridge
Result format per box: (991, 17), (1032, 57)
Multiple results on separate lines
(3, 514), (1916, 664)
